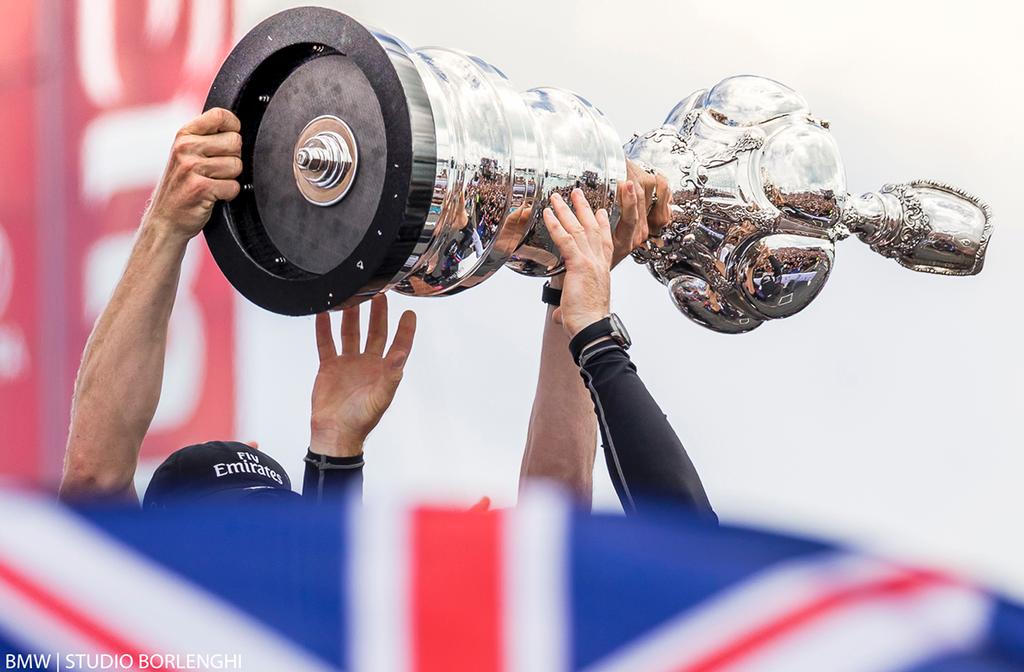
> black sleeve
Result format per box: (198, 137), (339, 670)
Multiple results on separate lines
(301, 449), (363, 503)
(577, 341), (716, 521)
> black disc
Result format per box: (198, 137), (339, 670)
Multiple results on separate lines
(202, 6), (436, 315)
(254, 54), (386, 275)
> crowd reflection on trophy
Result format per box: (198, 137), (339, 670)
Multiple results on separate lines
(204, 7), (992, 329)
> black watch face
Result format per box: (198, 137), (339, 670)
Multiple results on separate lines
(609, 313), (631, 348)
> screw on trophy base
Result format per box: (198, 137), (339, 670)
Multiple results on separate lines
(203, 8), (992, 330)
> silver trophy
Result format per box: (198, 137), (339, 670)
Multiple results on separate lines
(204, 7), (991, 330)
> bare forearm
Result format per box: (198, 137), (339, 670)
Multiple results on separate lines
(61, 221), (188, 499)
(519, 280), (598, 505)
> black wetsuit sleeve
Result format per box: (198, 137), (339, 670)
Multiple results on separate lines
(577, 341), (716, 521)
(301, 449), (363, 502)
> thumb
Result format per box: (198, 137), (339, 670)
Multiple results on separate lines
(380, 350), (408, 396)
(551, 307), (563, 326)
(387, 349), (409, 371)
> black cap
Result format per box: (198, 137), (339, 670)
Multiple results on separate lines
(143, 441), (298, 509)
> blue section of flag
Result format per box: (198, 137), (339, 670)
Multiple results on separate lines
(568, 507), (832, 668)
(903, 603), (1024, 671)
(73, 500), (347, 668)
(0, 632), (58, 671)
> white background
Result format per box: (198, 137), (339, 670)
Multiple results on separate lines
(229, 0), (1023, 597)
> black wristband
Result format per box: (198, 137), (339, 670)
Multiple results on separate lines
(569, 317), (613, 365)
(541, 281), (562, 307)
(304, 449), (364, 470)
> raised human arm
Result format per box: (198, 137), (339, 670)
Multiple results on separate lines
(519, 164), (669, 505)
(59, 108), (242, 501)
(302, 295), (416, 502)
(518, 275), (599, 504)
(542, 187), (715, 518)
(576, 341), (715, 519)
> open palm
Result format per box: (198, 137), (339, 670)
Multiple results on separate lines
(311, 295), (416, 457)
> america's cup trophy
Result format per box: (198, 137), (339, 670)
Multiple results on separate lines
(204, 7), (992, 332)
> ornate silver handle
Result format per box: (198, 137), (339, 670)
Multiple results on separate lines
(840, 180), (992, 276)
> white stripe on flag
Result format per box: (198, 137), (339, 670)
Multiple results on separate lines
(349, 496), (411, 672)
(729, 580), (991, 672)
(582, 552), (990, 672)
(504, 486), (570, 672)
(0, 493), (336, 672)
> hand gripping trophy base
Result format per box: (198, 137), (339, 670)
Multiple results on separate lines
(202, 6), (621, 315)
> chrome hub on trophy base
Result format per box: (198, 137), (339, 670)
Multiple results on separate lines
(293, 115), (359, 207)
(203, 7), (992, 329)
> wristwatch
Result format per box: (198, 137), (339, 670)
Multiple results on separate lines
(569, 314), (631, 365)
(541, 281), (562, 307)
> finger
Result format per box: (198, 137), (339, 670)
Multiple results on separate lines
(196, 156), (242, 180)
(550, 192), (590, 252)
(650, 174), (672, 231)
(315, 313), (336, 362)
(340, 304), (361, 354)
(181, 107), (241, 135)
(365, 294), (389, 355)
(207, 178), (241, 202)
(197, 131), (243, 157)
(569, 187), (598, 225)
(551, 306), (563, 325)
(613, 181), (639, 250)
(385, 310), (417, 370)
(595, 208), (614, 263)
(542, 207), (582, 264)
(244, 441), (260, 451)
(631, 179), (650, 250)
(570, 188), (602, 252)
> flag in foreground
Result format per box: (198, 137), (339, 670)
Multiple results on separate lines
(0, 490), (1021, 672)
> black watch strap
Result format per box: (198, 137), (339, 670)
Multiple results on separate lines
(304, 449), (364, 470)
(541, 281), (562, 307)
(569, 317), (615, 365)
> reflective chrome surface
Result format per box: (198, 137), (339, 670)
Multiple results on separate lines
(628, 75), (993, 333)
(840, 180), (992, 276)
(355, 29), (623, 298)
(394, 48), (540, 296)
(505, 88), (623, 277)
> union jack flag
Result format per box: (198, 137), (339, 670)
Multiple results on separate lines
(0, 489), (1021, 671)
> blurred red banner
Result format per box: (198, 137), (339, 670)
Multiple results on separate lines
(0, 2), (41, 479)
(0, 0), (237, 483)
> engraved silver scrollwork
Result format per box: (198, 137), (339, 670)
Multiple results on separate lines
(860, 183), (932, 259)
(839, 179), (992, 276)
(626, 75), (992, 333)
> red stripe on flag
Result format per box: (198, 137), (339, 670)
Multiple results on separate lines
(675, 569), (946, 672)
(411, 508), (503, 672)
(0, 555), (176, 671)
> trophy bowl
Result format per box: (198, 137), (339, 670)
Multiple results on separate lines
(204, 6), (992, 331)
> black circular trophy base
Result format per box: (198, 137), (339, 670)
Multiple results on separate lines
(203, 7), (435, 315)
